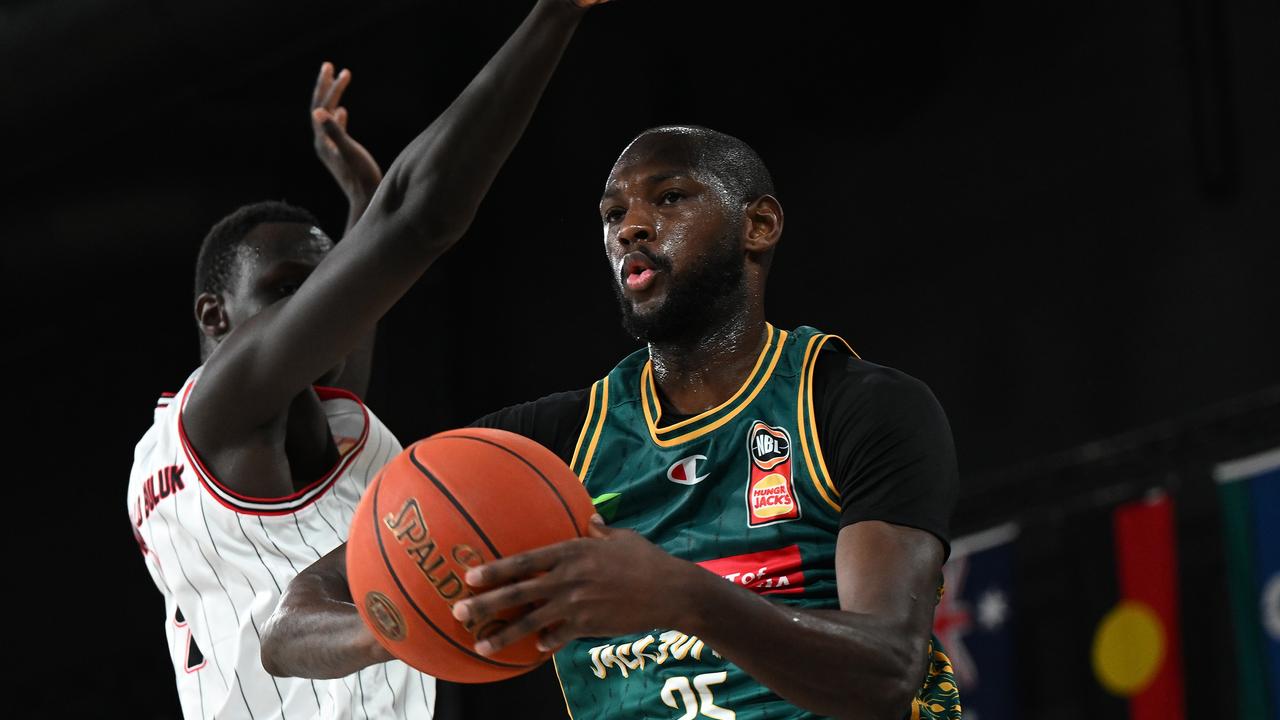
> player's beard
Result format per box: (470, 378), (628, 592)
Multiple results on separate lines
(614, 230), (746, 346)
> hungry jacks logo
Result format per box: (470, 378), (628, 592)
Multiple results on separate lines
(745, 421), (801, 527)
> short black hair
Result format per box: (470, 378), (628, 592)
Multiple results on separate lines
(624, 125), (775, 205)
(194, 200), (321, 299)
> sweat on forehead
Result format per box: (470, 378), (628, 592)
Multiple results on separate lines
(614, 128), (703, 168)
(607, 125), (775, 204)
(239, 222), (333, 257)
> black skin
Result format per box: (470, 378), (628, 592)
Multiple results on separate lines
(250, 0), (602, 676)
(265, 129), (946, 718)
(183, 0), (594, 504)
(310, 61), (386, 396)
(195, 64), (382, 399)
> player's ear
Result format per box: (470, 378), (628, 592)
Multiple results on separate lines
(743, 194), (783, 255)
(195, 292), (230, 341)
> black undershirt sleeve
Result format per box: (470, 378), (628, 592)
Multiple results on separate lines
(467, 388), (592, 465)
(465, 351), (958, 558)
(811, 348), (959, 557)
(451, 390), (592, 712)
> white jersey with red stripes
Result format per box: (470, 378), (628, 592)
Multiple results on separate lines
(127, 369), (436, 720)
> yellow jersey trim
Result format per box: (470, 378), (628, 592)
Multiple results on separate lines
(569, 379), (601, 474)
(551, 656), (576, 720)
(576, 377), (610, 480)
(640, 328), (789, 448)
(643, 323), (778, 435)
(796, 334), (841, 512)
(806, 334), (858, 500)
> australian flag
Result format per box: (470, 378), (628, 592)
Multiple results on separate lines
(933, 524), (1018, 720)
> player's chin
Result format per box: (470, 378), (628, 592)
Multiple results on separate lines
(316, 362), (345, 388)
(623, 284), (669, 315)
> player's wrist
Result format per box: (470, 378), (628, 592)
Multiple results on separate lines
(358, 628), (394, 667)
(665, 559), (726, 637)
(534, 0), (590, 24)
(342, 184), (377, 211)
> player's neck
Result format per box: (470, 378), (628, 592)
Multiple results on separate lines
(648, 310), (768, 417)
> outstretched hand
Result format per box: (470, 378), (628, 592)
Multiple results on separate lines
(311, 62), (382, 204)
(451, 516), (708, 655)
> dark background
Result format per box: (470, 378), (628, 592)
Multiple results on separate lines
(5, 0), (1277, 716)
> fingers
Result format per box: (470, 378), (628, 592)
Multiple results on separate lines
(334, 106), (349, 130)
(321, 68), (352, 113)
(311, 62), (351, 116)
(311, 61), (334, 110)
(535, 622), (577, 654)
(587, 513), (609, 539)
(464, 541), (573, 589)
(312, 108), (339, 135)
(314, 108), (355, 144)
(472, 603), (564, 656)
(452, 575), (552, 626)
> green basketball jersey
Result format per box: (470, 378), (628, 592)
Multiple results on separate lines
(553, 324), (962, 720)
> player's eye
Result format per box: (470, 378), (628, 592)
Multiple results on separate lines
(277, 282), (302, 298)
(658, 190), (683, 205)
(602, 207), (625, 224)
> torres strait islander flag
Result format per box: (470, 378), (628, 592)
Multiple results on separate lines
(933, 523), (1018, 720)
(1215, 447), (1280, 720)
(1089, 490), (1186, 720)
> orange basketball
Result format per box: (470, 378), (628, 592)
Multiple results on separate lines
(346, 428), (595, 683)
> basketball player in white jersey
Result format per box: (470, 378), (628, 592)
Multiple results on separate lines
(126, 1), (605, 716)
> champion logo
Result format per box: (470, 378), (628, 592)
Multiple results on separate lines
(667, 455), (710, 485)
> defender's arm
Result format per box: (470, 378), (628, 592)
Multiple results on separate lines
(260, 543), (390, 679)
(311, 61), (384, 398)
(185, 0), (593, 490)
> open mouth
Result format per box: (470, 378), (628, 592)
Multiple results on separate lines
(621, 252), (660, 292)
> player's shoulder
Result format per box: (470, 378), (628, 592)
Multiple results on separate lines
(816, 348), (935, 397)
(471, 388), (592, 429)
(132, 372), (200, 458)
(812, 349), (947, 426)
(469, 388), (593, 463)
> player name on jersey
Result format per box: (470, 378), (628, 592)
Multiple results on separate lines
(587, 630), (719, 680)
(128, 371), (435, 720)
(130, 464), (187, 528)
(582, 545), (808, 682)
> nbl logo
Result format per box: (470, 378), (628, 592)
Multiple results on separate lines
(745, 421), (801, 527)
(750, 425), (790, 470)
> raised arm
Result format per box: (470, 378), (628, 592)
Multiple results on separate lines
(185, 0), (596, 480)
(311, 62), (383, 236)
(310, 61), (384, 397)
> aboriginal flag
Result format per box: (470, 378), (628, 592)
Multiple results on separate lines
(1013, 486), (1188, 718)
(1215, 447), (1280, 720)
(1086, 491), (1187, 720)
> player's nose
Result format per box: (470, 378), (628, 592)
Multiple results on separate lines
(616, 211), (654, 247)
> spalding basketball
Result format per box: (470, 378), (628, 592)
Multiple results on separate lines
(347, 428), (595, 683)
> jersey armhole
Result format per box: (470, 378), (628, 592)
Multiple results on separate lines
(569, 377), (609, 481)
(796, 334), (859, 514)
(176, 381), (372, 516)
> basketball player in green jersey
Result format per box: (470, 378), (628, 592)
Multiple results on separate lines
(265, 126), (962, 720)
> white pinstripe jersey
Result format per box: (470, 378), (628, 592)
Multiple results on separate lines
(127, 369), (436, 719)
